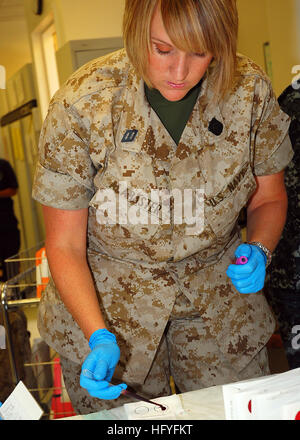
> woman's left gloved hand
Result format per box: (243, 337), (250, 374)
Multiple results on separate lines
(226, 243), (267, 294)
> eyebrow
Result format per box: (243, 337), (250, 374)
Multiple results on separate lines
(151, 37), (173, 47)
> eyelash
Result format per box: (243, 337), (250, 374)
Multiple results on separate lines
(153, 43), (206, 58)
(193, 52), (207, 58)
(153, 44), (171, 55)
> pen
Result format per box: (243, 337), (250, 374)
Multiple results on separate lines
(82, 369), (166, 411)
(121, 388), (166, 411)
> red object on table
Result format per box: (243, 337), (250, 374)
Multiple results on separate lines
(51, 357), (76, 419)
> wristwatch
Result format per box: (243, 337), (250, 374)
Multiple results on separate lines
(248, 241), (272, 267)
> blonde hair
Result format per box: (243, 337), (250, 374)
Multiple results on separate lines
(123, 0), (238, 102)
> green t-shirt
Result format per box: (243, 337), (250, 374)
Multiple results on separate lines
(145, 82), (202, 145)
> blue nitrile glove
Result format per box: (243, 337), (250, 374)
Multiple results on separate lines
(80, 328), (127, 400)
(226, 243), (267, 294)
(0, 402), (2, 420)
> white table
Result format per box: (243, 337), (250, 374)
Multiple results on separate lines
(61, 385), (226, 420)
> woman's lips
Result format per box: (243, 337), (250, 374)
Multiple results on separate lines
(167, 81), (185, 89)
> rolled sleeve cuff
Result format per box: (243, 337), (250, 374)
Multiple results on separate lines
(254, 133), (294, 176)
(32, 162), (94, 209)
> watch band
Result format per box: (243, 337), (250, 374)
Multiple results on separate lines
(248, 241), (272, 267)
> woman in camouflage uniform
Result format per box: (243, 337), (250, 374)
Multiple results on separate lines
(32, 0), (293, 414)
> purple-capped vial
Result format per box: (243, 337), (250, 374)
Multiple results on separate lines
(236, 256), (248, 265)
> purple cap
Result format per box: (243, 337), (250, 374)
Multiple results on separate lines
(236, 256), (248, 265)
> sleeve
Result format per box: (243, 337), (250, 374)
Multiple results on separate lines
(2, 160), (18, 189)
(251, 78), (294, 176)
(32, 101), (96, 210)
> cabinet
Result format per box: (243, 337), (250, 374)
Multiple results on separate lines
(55, 37), (123, 84)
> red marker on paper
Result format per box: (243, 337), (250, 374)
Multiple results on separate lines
(235, 256), (248, 265)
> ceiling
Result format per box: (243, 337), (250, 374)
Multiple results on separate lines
(0, 0), (25, 22)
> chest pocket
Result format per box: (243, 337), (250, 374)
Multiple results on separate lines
(205, 163), (257, 237)
(89, 143), (161, 241)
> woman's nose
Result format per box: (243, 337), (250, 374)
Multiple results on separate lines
(171, 53), (189, 81)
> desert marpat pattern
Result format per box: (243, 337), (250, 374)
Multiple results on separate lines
(32, 49), (293, 387)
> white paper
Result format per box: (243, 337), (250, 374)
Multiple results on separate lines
(124, 394), (185, 420)
(252, 385), (300, 420)
(222, 373), (277, 420)
(222, 368), (300, 420)
(0, 381), (43, 420)
(281, 400), (300, 420)
(233, 376), (300, 420)
(0, 325), (5, 349)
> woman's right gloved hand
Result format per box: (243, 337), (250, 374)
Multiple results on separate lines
(80, 328), (127, 400)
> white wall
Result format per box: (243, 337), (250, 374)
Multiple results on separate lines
(24, 0), (124, 49)
(237, 0), (269, 71)
(0, 19), (32, 80)
(266, 0), (300, 94)
(53, 0), (125, 48)
(0, 17), (32, 117)
(23, 0), (125, 120)
(237, 0), (300, 96)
